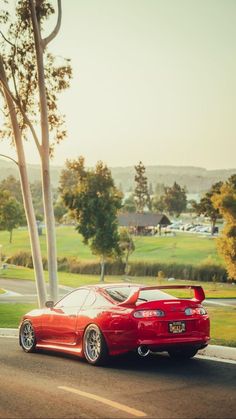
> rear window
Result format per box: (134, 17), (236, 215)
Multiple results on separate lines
(105, 287), (176, 303)
(105, 287), (131, 302)
(139, 289), (177, 302)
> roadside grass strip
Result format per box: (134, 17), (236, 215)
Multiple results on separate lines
(58, 386), (147, 417)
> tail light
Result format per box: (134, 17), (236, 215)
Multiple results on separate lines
(133, 309), (165, 318)
(185, 307), (207, 316)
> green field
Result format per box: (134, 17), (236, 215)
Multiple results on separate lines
(0, 225), (223, 265)
(0, 303), (235, 347)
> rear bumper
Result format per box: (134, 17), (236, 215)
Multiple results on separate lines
(107, 332), (210, 356)
(137, 336), (210, 352)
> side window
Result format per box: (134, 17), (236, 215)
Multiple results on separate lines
(83, 291), (96, 307)
(92, 293), (113, 308)
(56, 289), (90, 308)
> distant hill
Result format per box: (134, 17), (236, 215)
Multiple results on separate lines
(0, 159), (236, 194)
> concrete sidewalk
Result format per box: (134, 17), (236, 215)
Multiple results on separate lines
(1, 328), (235, 362)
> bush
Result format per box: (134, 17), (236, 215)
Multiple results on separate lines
(7, 251), (228, 282)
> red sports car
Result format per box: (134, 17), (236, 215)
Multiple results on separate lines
(19, 284), (210, 365)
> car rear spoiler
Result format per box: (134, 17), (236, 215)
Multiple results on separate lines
(119, 285), (205, 306)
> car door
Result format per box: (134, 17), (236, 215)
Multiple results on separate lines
(40, 289), (90, 345)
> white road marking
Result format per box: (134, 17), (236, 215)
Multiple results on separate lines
(58, 385), (147, 417)
(0, 289), (22, 296)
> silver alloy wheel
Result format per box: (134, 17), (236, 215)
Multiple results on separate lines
(84, 328), (101, 362)
(21, 321), (35, 351)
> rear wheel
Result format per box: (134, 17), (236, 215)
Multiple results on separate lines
(83, 324), (108, 366)
(168, 348), (198, 360)
(20, 320), (36, 353)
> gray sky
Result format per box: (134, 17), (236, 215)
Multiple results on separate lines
(1, 0), (236, 169)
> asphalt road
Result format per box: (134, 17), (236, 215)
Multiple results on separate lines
(0, 278), (70, 303)
(0, 337), (235, 419)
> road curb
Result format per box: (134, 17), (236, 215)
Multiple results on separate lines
(0, 328), (235, 361)
(0, 328), (18, 337)
(198, 345), (236, 361)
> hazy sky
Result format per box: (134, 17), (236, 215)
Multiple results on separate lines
(1, 0), (236, 169)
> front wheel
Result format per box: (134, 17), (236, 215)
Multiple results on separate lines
(168, 347), (198, 360)
(20, 320), (36, 353)
(83, 324), (108, 366)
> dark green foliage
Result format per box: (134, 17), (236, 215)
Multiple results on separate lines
(0, 176), (23, 203)
(60, 157), (123, 281)
(193, 181), (223, 234)
(158, 182), (187, 217)
(0, 190), (25, 242)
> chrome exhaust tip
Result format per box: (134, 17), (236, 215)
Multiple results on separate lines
(137, 345), (150, 357)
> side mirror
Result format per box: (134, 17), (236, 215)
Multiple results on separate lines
(45, 300), (54, 308)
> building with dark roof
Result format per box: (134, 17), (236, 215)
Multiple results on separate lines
(118, 213), (171, 235)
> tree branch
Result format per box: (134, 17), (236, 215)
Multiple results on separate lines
(0, 31), (15, 48)
(0, 56), (42, 155)
(42, 0), (62, 49)
(0, 153), (18, 166)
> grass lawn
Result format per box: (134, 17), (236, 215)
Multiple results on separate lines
(0, 304), (36, 328)
(0, 226), (223, 265)
(0, 303), (235, 347)
(205, 305), (236, 347)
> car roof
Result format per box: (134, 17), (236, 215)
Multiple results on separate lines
(81, 283), (144, 290)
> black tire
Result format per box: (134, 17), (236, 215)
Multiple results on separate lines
(83, 324), (108, 366)
(19, 320), (36, 353)
(168, 347), (198, 360)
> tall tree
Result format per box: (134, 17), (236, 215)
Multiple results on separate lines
(160, 182), (187, 217)
(61, 157), (122, 282)
(134, 161), (150, 212)
(212, 175), (236, 280)
(192, 182), (223, 235)
(0, 1), (72, 305)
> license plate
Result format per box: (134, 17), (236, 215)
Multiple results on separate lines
(169, 321), (186, 333)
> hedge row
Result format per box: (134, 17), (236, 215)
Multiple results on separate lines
(7, 251), (228, 282)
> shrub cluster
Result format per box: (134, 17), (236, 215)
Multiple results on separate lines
(128, 261), (228, 282)
(7, 251), (228, 282)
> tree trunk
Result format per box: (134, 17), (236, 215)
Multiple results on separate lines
(30, 0), (58, 302)
(0, 57), (47, 308)
(100, 256), (105, 282)
(42, 160), (58, 301)
(125, 251), (129, 276)
(211, 219), (216, 236)
(9, 229), (12, 244)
